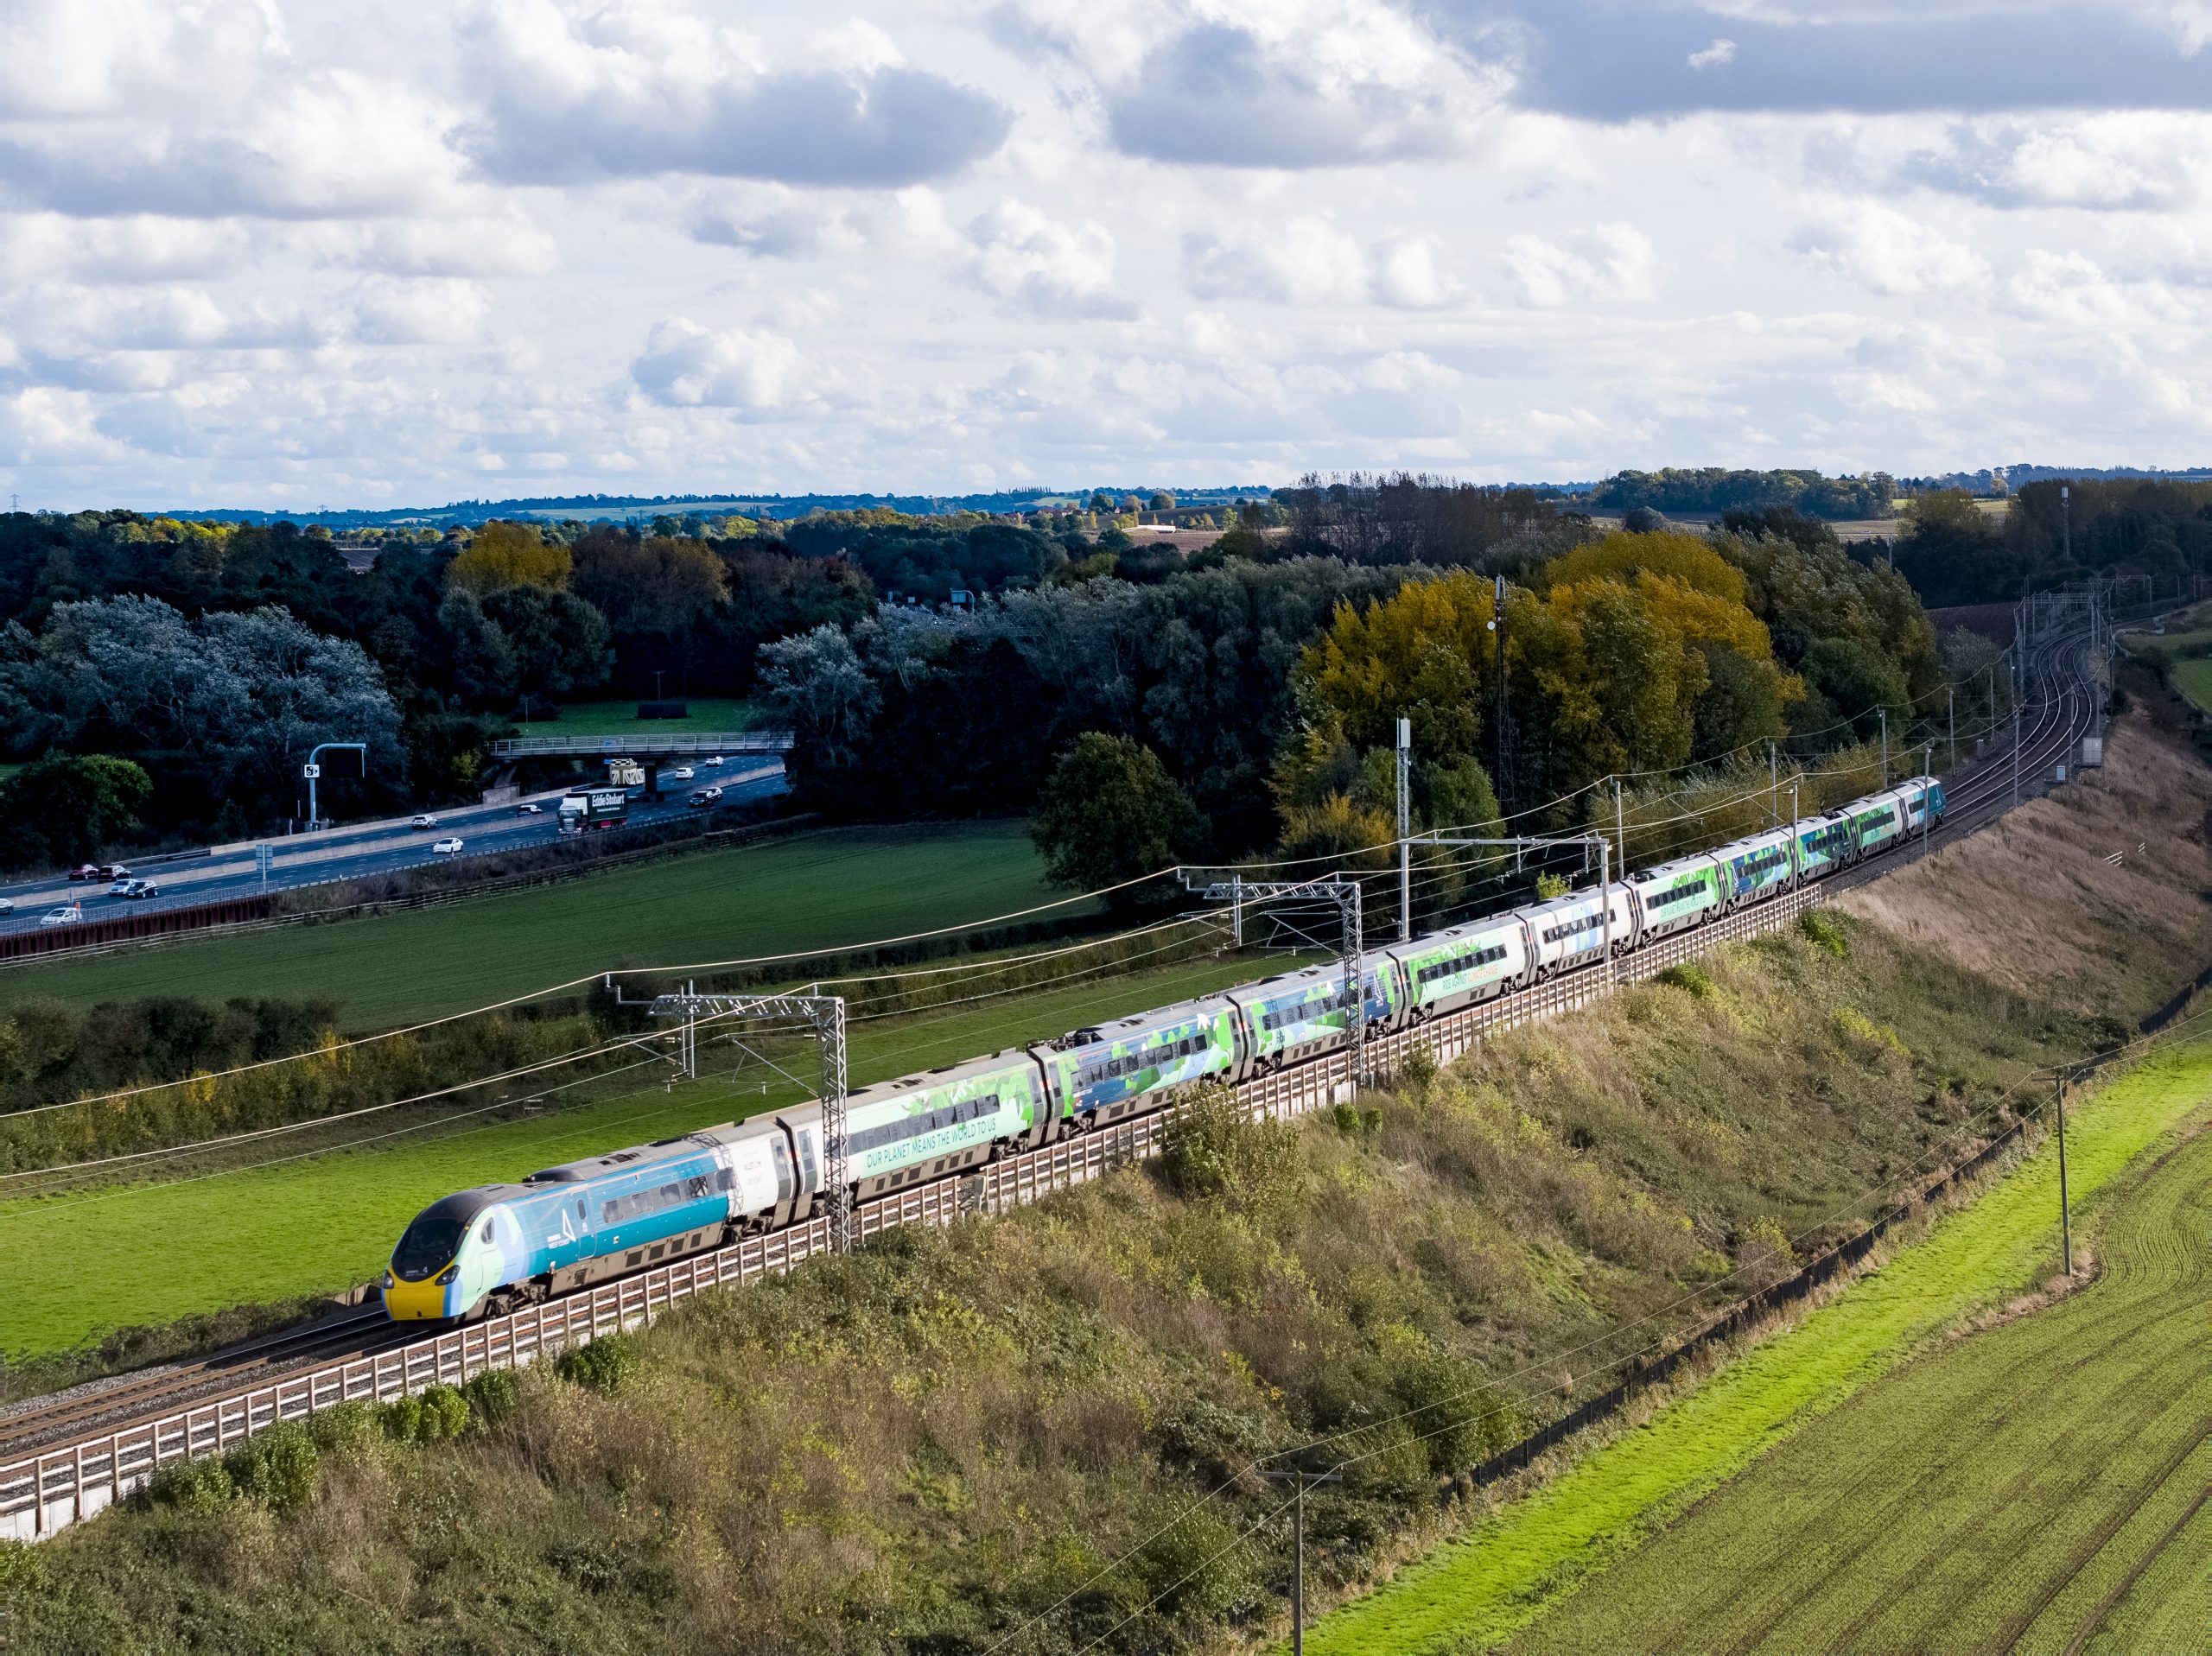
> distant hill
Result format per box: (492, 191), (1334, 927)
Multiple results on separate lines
(153, 486), (1281, 530)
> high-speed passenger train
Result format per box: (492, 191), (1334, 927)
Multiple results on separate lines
(382, 776), (1943, 1321)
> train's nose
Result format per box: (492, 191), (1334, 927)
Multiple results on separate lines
(381, 1271), (454, 1321)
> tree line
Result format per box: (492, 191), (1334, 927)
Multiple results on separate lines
(763, 509), (1946, 906)
(1893, 479), (2212, 606)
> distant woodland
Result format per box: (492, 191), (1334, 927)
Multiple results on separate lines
(0, 463), (2184, 870)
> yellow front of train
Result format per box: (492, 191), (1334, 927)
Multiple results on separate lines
(382, 1191), (493, 1321)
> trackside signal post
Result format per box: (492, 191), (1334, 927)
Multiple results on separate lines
(2056, 1073), (2073, 1279)
(615, 981), (852, 1253)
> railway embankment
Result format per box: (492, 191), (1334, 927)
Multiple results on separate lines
(3, 712), (2206, 1655)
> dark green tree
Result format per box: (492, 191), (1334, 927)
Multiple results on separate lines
(1029, 733), (1207, 906)
(480, 585), (613, 698)
(0, 753), (152, 869)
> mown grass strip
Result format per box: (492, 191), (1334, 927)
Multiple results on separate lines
(1306, 1037), (2212, 1656)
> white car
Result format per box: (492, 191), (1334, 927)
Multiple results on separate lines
(702, 755), (725, 767)
(410, 814), (437, 829)
(668, 765), (696, 781)
(0, 898), (14, 915)
(39, 905), (82, 927)
(431, 836), (464, 854)
(515, 802), (543, 815)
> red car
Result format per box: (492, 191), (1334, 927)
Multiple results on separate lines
(67, 864), (99, 881)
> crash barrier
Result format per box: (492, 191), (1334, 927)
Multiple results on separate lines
(0, 812), (817, 973)
(0, 894), (276, 961)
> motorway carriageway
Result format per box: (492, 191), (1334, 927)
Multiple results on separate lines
(0, 764), (787, 939)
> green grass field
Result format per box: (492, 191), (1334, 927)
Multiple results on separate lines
(528, 696), (755, 736)
(0, 947), (1299, 1356)
(1512, 1097), (2212, 1654)
(2167, 656), (2212, 715)
(0, 822), (1063, 1029)
(1308, 1036), (2212, 1656)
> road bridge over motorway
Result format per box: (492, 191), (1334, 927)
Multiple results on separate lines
(486, 729), (792, 797)
(488, 731), (791, 760)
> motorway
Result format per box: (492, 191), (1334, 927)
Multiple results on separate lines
(0, 762), (787, 939)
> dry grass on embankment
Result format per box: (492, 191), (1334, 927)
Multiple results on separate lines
(1840, 714), (2212, 1022)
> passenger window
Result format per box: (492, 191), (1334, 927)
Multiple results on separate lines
(480, 1221), (494, 1243)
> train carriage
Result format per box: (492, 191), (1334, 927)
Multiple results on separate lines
(1791, 809), (1855, 878)
(1844, 792), (1907, 856)
(1383, 915), (1530, 1022)
(1625, 853), (1724, 941)
(1033, 996), (1240, 1131)
(1519, 884), (1637, 980)
(840, 1050), (1046, 1199)
(1225, 960), (1402, 1082)
(1714, 827), (1796, 907)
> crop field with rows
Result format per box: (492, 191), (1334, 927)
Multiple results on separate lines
(1310, 1036), (2212, 1655)
(1513, 1071), (2212, 1655)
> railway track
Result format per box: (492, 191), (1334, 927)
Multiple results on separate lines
(0, 615), (2125, 1537)
(0, 1309), (418, 1460)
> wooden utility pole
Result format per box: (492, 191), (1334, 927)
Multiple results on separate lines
(1261, 1464), (1344, 1654)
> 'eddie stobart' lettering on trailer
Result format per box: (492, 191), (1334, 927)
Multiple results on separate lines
(385, 777), (1946, 1323)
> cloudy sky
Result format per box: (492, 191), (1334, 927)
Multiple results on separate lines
(3, 0), (2211, 508)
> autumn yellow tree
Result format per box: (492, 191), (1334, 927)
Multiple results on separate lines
(1289, 529), (1800, 834)
(446, 520), (573, 594)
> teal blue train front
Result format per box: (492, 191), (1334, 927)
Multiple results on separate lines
(384, 1136), (746, 1322)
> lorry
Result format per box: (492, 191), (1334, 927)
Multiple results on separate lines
(557, 787), (631, 834)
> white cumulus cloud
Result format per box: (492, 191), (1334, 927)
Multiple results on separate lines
(629, 316), (810, 411)
(1793, 204), (1990, 296)
(967, 200), (1134, 319)
(1499, 225), (1659, 308)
